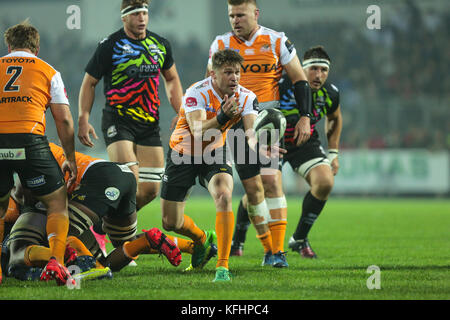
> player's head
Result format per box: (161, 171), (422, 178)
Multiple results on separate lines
(211, 49), (244, 97)
(302, 45), (331, 90)
(4, 19), (40, 55)
(227, 0), (259, 40)
(121, 0), (149, 40)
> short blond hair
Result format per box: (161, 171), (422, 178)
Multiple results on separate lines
(121, 0), (149, 11)
(4, 19), (40, 54)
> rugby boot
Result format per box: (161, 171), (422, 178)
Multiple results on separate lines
(143, 228), (182, 266)
(288, 237), (317, 259)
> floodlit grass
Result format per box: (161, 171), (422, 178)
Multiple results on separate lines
(1, 197), (449, 300)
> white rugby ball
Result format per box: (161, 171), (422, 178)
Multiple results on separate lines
(253, 109), (286, 145)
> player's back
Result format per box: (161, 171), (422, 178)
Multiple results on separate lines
(0, 51), (66, 135)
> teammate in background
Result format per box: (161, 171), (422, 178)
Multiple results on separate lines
(207, 0), (313, 267)
(231, 46), (343, 258)
(161, 49), (259, 282)
(78, 0), (183, 212)
(0, 20), (77, 284)
(282, 46), (342, 257)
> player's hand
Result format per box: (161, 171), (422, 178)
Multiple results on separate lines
(294, 116), (311, 146)
(259, 143), (287, 160)
(62, 159), (78, 193)
(77, 120), (98, 147)
(222, 94), (242, 118)
(330, 157), (339, 176)
(170, 115), (179, 130)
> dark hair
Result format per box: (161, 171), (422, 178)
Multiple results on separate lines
(303, 45), (331, 62)
(212, 49), (244, 70)
(4, 19), (40, 54)
(227, 0), (257, 6)
(121, 0), (149, 10)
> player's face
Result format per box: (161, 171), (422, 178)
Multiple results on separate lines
(228, 3), (259, 40)
(306, 65), (329, 90)
(122, 11), (148, 40)
(212, 63), (241, 97)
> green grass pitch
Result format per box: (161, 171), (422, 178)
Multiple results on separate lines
(1, 197), (449, 300)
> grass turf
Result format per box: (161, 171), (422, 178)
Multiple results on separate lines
(1, 197), (449, 300)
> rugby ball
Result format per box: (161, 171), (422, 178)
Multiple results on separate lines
(253, 109), (286, 145)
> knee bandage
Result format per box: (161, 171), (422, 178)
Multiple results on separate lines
(138, 167), (165, 183)
(247, 200), (271, 225)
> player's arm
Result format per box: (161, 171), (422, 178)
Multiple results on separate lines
(161, 64), (183, 130)
(78, 73), (100, 147)
(50, 103), (77, 188)
(325, 105), (342, 175)
(186, 95), (240, 139)
(283, 55), (313, 146)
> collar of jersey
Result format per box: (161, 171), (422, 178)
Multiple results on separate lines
(3, 50), (36, 58)
(234, 25), (261, 47)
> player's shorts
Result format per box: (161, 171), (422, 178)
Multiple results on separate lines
(228, 121), (283, 181)
(101, 109), (162, 147)
(70, 161), (137, 219)
(0, 134), (65, 198)
(160, 147), (233, 202)
(282, 133), (330, 178)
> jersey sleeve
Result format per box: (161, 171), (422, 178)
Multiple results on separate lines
(182, 87), (206, 114)
(49, 72), (69, 105)
(161, 37), (175, 70)
(279, 33), (297, 66)
(85, 38), (112, 80)
(328, 83), (340, 114)
(207, 38), (220, 67)
(241, 91), (259, 117)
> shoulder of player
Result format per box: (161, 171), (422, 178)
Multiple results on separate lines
(322, 82), (340, 102)
(258, 25), (286, 39)
(145, 30), (171, 45)
(237, 85), (257, 100)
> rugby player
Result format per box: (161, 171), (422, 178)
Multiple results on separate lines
(229, 46), (343, 259)
(0, 20), (77, 284)
(78, 0), (183, 212)
(207, 0), (313, 267)
(282, 46), (342, 258)
(160, 49), (260, 282)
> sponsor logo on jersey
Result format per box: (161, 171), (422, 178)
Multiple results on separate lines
(0, 148), (26, 160)
(241, 63), (277, 73)
(185, 97), (198, 107)
(260, 44), (271, 53)
(244, 49), (255, 55)
(0, 96), (33, 104)
(1, 57), (35, 64)
(105, 187), (120, 201)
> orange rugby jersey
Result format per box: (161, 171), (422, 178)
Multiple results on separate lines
(169, 77), (258, 156)
(208, 26), (297, 103)
(49, 143), (104, 189)
(0, 51), (69, 135)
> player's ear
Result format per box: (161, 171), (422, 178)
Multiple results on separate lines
(35, 47), (40, 56)
(7, 44), (11, 53)
(254, 8), (260, 20)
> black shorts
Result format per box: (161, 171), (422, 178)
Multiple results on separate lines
(0, 134), (65, 197)
(70, 161), (137, 219)
(160, 147), (233, 202)
(228, 122), (283, 181)
(101, 109), (162, 147)
(282, 133), (328, 173)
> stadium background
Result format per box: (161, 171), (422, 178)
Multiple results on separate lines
(1, 0), (448, 197)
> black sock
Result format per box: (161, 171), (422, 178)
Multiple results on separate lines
(231, 199), (251, 248)
(293, 191), (326, 241)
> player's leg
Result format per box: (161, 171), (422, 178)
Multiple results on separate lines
(290, 164), (333, 258)
(135, 144), (165, 210)
(207, 172), (234, 282)
(261, 168), (288, 267)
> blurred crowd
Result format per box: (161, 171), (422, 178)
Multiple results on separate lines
(1, 0), (448, 152)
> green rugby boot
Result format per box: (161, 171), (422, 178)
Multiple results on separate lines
(213, 266), (231, 282)
(184, 230), (217, 271)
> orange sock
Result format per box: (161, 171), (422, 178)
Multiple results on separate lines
(256, 230), (273, 254)
(5, 197), (20, 224)
(166, 235), (194, 254)
(24, 245), (53, 267)
(215, 211), (234, 269)
(177, 215), (205, 246)
(66, 236), (92, 256)
(269, 220), (287, 253)
(123, 235), (149, 259)
(46, 212), (69, 264)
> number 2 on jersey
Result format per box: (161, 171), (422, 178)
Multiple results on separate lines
(4, 66), (23, 92)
